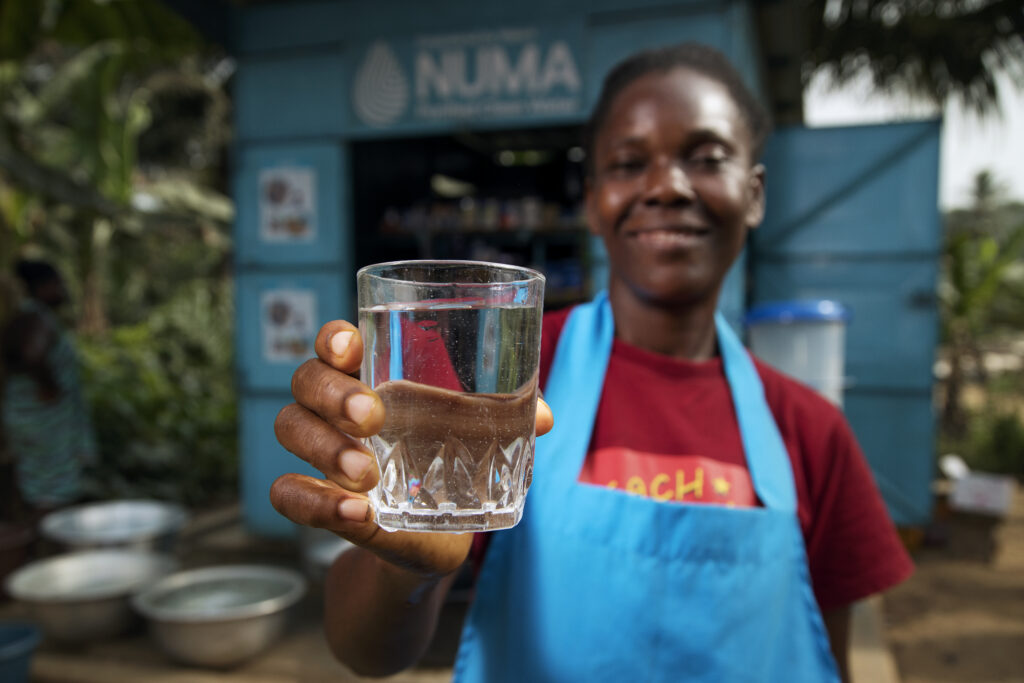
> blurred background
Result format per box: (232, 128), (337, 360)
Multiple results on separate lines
(0, 1), (1021, 681)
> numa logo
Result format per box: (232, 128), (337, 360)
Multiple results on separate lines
(353, 42), (410, 127)
(352, 31), (582, 128)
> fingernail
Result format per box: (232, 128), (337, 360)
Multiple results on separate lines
(346, 394), (376, 426)
(339, 498), (369, 522)
(331, 331), (354, 356)
(340, 449), (372, 481)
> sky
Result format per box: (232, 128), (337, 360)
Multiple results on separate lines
(803, 71), (1024, 210)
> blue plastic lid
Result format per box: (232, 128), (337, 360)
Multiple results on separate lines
(0, 621), (41, 660)
(744, 300), (850, 325)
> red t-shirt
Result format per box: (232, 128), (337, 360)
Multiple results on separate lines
(476, 306), (913, 611)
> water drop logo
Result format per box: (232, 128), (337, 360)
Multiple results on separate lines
(353, 42), (409, 127)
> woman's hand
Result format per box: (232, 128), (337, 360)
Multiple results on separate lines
(271, 320), (553, 579)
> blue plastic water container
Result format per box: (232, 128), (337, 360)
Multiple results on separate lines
(0, 622), (42, 683)
(745, 300), (851, 406)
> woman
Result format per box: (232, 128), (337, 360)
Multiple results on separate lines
(272, 43), (912, 682)
(2, 260), (96, 520)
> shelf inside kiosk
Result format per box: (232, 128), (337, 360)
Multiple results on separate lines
(351, 126), (592, 309)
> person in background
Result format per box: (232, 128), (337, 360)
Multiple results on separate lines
(0, 271), (23, 522)
(270, 42), (913, 682)
(1, 259), (96, 523)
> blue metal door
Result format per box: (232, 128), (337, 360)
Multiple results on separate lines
(751, 120), (942, 526)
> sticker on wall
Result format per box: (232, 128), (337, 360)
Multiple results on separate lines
(261, 289), (317, 362)
(259, 166), (317, 243)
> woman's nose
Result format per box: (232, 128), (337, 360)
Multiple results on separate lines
(643, 159), (694, 205)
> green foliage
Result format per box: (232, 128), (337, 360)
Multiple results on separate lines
(984, 412), (1024, 479)
(945, 198), (1024, 334)
(104, 220), (230, 326)
(0, 0), (230, 272)
(77, 278), (237, 505)
(938, 171), (1024, 476)
(48, 0), (201, 54)
(937, 170), (1024, 446)
(0, 0), (200, 62)
(0, 0), (237, 509)
(942, 221), (1024, 333)
(940, 401), (1024, 480)
(0, 0), (47, 61)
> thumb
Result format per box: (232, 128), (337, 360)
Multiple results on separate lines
(535, 397), (554, 436)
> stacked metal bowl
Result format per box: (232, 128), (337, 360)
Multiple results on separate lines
(0, 523), (34, 601)
(7, 500), (308, 668)
(40, 499), (188, 553)
(131, 565), (307, 668)
(4, 500), (186, 644)
(4, 550), (178, 643)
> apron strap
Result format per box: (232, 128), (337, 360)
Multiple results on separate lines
(541, 291), (615, 482)
(716, 313), (796, 512)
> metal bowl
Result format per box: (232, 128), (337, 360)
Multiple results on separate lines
(299, 526), (354, 583)
(0, 524), (35, 601)
(40, 499), (188, 552)
(4, 550), (178, 643)
(132, 565), (307, 668)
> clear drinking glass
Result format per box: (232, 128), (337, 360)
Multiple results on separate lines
(357, 260), (545, 532)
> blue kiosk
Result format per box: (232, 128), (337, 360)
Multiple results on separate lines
(224, 0), (941, 536)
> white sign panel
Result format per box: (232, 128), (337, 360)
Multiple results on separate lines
(950, 473), (1017, 517)
(259, 166), (317, 243)
(261, 289), (317, 362)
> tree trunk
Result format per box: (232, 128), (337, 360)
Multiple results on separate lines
(77, 213), (109, 335)
(942, 334), (967, 439)
(0, 205), (20, 322)
(968, 339), (988, 386)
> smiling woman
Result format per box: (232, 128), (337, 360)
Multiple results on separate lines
(271, 41), (913, 683)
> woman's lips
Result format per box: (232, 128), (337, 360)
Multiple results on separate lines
(627, 227), (709, 249)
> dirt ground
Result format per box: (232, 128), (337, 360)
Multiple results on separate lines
(883, 485), (1024, 682)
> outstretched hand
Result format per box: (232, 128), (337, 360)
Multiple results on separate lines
(270, 320), (552, 578)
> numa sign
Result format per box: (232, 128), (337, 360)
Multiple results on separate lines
(352, 27), (584, 128)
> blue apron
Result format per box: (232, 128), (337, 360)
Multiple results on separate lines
(453, 292), (839, 682)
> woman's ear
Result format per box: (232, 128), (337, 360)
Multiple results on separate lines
(745, 163), (766, 231)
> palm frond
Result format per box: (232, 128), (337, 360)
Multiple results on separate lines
(805, 0), (1024, 115)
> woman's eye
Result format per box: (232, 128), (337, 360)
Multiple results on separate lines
(607, 158), (644, 174)
(684, 140), (733, 163)
(687, 145), (729, 168)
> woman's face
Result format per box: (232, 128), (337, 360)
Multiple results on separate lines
(586, 67), (765, 309)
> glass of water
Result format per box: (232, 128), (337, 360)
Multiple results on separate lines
(357, 260), (545, 533)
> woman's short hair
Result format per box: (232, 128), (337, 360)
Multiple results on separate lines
(583, 42), (771, 175)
